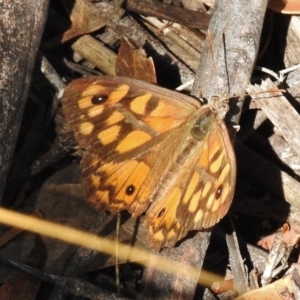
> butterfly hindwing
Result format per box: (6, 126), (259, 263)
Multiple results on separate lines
(144, 113), (236, 248)
(80, 128), (193, 216)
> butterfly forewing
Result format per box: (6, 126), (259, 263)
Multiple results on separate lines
(62, 76), (236, 249)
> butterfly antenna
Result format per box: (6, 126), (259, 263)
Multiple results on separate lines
(208, 31), (231, 100)
(222, 33), (231, 96)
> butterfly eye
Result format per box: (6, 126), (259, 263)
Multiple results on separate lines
(92, 94), (109, 104)
(126, 184), (135, 195)
(216, 185), (223, 199)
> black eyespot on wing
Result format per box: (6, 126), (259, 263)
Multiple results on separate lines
(157, 208), (165, 218)
(92, 94), (109, 104)
(216, 185), (223, 199)
(126, 185), (135, 195)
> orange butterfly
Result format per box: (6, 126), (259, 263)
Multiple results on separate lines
(62, 76), (236, 249)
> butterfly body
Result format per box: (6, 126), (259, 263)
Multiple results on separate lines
(62, 76), (236, 249)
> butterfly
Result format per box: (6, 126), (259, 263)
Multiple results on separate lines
(61, 76), (236, 250)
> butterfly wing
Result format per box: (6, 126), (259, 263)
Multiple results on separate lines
(62, 76), (201, 217)
(144, 109), (236, 249)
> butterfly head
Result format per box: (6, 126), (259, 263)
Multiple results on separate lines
(209, 95), (230, 120)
